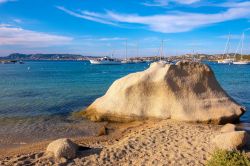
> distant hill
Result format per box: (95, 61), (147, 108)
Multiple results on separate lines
(4, 53), (97, 60)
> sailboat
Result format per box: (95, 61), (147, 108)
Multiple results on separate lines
(192, 50), (201, 62)
(218, 33), (234, 64)
(132, 42), (146, 63)
(121, 40), (134, 64)
(233, 61), (249, 65)
(233, 32), (249, 65)
(157, 40), (168, 63)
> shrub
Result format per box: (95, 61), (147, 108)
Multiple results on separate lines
(206, 149), (250, 166)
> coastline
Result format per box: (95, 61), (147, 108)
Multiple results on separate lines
(0, 61), (249, 165)
(0, 115), (108, 149)
(0, 120), (224, 165)
(0, 120), (144, 158)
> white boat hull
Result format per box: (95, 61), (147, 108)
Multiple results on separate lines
(121, 59), (147, 64)
(217, 59), (234, 64)
(133, 60), (146, 63)
(121, 60), (135, 64)
(233, 61), (249, 65)
(90, 60), (121, 65)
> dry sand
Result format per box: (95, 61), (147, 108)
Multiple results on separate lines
(0, 120), (221, 166)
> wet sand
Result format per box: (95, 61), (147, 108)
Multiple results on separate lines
(0, 116), (107, 149)
(0, 120), (222, 166)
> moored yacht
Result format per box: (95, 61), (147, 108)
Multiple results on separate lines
(218, 59), (234, 64)
(121, 59), (135, 64)
(232, 32), (250, 65)
(218, 33), (233, 64)
(121, 39), (136, 64)
(89, 56), (121, 65)
(157, 40), (168, 63)
(233, 61), (249, 65)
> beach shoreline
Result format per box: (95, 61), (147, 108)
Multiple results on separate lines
(0, 120), (225, 165)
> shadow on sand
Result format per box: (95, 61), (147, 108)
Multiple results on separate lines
(77, 145), (102, 157)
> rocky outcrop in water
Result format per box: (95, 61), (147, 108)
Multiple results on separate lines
(82, 61), (245, 124)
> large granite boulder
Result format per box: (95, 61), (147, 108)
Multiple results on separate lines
(82, 61), (245, 124)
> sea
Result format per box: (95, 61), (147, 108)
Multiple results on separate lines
(0, 60), (249, 147)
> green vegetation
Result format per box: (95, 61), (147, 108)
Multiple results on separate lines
(5, 53), (84, 60)
(234, 55), (250, 61)
(206, 150), (250, 166)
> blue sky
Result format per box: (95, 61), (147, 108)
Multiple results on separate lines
(0, 0), (250, 57)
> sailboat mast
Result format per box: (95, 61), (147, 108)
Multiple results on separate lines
(223, 32), (231, 58)
(160, 40), (164, 61)
(240, 32), (245, 60)
(234, 32), (243, 60)
(137, 42), (139, 57)
(126, 39), (127, 60)
(228, 33), (231, 55)
(162, 40), (164, 60)
(192, 50), (195, 60)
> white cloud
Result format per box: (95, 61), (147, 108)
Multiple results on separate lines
(0, 0), (15, 4)
(107, 8), (250, 33)
(0, 0), (8, 3)
(57, 6), (250, 33)
(142, 0), (200, 6)
(0, 24), (73, 46)
(57, 6), (118, 26)
(244, 28), (250, 31)
(13, 19), (22, 23)
(75, 36), (127, 41)
(219, 1), (250, 8)
(174, 0), (200, 4)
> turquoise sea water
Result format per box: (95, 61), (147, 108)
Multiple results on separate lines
(0, 61), (249, 146)
(0, 61), (150, 118)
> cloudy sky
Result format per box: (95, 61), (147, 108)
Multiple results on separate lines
(0, 0), (250, 57)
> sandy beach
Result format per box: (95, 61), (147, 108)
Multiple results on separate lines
(0, 120), (222, 166)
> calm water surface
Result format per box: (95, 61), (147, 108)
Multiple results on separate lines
(0, 61), (249, 146)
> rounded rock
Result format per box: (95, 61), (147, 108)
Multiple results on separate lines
(46, 138), (78, 160)
(212, 131), (247, 150)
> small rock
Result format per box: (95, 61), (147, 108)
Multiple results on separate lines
(212, 131), (247, 150)
(46, 138), (78, 160)
(220, 123), (236, 133)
